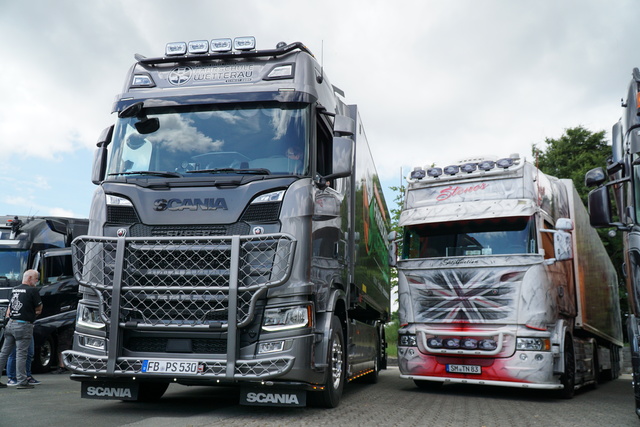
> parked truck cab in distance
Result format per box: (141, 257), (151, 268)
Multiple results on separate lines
(396, 155), (622, 397)
(64, 37), (391, 407)
(585, 67), (640, 417)
(0, 215), (89, 372)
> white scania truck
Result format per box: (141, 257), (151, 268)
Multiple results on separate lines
(64, 37), (391, 407)
(395, 155), (622, 397)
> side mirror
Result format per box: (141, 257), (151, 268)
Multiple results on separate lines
(585, 167), (606, 188)
(587, 186), (613, 227)
(555, 218), (573, 231)
(91, 126), (113, 185)
(322, 137), (353, 182)
(554, 230), (573, 261)
(388, 231), (398, 267)
(334, 115), (355, 137)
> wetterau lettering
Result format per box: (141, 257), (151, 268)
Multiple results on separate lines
(154, 198), (228, 211)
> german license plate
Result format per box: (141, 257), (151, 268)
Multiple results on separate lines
(141, 359), (199, 374)
(446, 364), (481, 374)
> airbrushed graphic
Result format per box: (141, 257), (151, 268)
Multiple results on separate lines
(410, 267), (518, 322)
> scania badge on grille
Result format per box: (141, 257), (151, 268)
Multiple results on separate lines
(117, 228), (127, 238)
(252, 226), (264, 235)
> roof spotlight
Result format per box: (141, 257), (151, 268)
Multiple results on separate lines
(478, 160), (495, 171)
(444, 165), (460, 175)
(410, 167), (426, 180)
(496, 158), (515, 169)
(461, 163), (477, 173)
(427, 167), (443, 177)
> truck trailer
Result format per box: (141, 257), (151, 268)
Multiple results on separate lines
(0, 215), (88, 372)
(586, 67), (640, 417)
(63, 37), (391, 407)
(395, 155), (623, 397)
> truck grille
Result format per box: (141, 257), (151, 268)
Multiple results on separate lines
(72, 234), (295, 329)
(125, 337), (227, 353)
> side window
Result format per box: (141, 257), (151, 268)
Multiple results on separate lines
(540, 221), (554, 259)
(316, 113), (333, 178)
(41, 254), (74, 285)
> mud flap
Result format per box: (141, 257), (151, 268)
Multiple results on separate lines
(81, 381), (139, 400)
(240, 387), (306, 407)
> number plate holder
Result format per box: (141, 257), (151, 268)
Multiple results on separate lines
(446, 364), (482, 374)
(141, 359), (200, 374)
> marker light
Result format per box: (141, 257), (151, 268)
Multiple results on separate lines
(131, 74), (155, 88)
(266, 64), (294, 79)
(166, 42), (187, 56)
(188, 40), (209, 54)
(400, 334), (417, 347)
(210, 38), (232, 52)
(410, 167), (426, 180)
(444, 165), (459, 175)
(478, 160), (495, 171)
(427, 167), (443, 177)
(460, 163), (477, 173)
(234, 36), (256, 51)
(496, 157), (515, 169)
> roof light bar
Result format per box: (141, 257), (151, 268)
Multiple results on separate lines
(165, 42), (187, 56)
(496, 158), (515, 169)
(234, 36), (256, 51)
(188, 40), (209, 54)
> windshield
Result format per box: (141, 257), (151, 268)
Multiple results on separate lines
(0, 250), (29, 283)
(402, 216), (537, 259)
(107, 103), (309, 177)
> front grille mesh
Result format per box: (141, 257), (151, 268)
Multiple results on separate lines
(72, 234), (295, 329)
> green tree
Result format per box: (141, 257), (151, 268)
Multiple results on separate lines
(532, 126), (627, 321)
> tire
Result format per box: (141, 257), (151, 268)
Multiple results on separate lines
(308, 316), (345, 408)
(136, 382), (169, 402)
(558, 336), (575, 399)
(32, 336), (55, 374)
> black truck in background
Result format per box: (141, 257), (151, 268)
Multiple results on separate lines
(0, 215), (88, 372)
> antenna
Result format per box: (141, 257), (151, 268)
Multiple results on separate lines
(316, 40), (324, 84)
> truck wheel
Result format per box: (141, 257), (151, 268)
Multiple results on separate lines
(32, 336), (55, 373)
(136, 382), (169, 402)
(558, 337), (575, 399)
(308, 316), (345, 408)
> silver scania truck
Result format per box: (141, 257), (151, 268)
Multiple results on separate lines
(64, 37), (391, 408)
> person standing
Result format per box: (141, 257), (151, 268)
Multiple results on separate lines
(0, 269), (43, 389)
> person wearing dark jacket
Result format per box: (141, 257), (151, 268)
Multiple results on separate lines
(0, 269), (43, 389)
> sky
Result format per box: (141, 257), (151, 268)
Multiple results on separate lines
(0, 0), (638, 218)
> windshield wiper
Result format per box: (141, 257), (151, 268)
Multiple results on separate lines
(186, 168), (271, 175)
(109, 171), (183, 178)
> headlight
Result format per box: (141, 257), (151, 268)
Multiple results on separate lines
(77, 304), (105, 329)
(516, 337), (550, 351)
(262, 305), (310, 331)
(400, 334), (417, 347)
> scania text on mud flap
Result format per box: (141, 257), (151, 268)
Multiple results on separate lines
(586, 67), (640, 417)
(63, 37), (392, 407)
(396, 155), (622, 397)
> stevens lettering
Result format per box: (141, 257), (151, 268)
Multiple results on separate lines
(436, 183), (488, 202)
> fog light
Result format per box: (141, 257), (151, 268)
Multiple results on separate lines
(400, 334), (417, 347)
(478, 339), (498, 351)
(520, 353), (528, 361)
(535, 354), (544, 361)
(258, 340), (285, 354)
(426, 337), (443, 348)
(461, 338), (478, 349)
(444, 338), (460, 349)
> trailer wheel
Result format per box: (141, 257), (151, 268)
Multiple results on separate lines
(558, 337), (575, 399)
(308, 316), (345, 408)
(136, 382), (169, 402)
